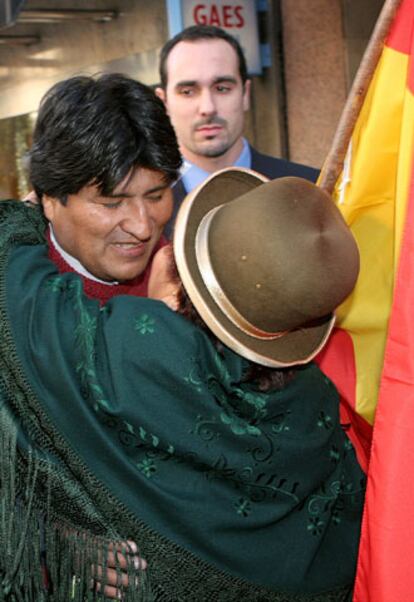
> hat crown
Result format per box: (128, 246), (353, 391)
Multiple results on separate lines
(174, 168), (359, 367)
(205, 178), (358, 334)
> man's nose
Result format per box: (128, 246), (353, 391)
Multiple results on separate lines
(198, 89), (216, 116)
(120, 200), (152, 241)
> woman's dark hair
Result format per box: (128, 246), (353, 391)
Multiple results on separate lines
(159, 25), (248, 89)
(29, 73), (182, 203)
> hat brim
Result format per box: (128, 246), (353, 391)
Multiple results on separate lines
(173, 167), (335, 368)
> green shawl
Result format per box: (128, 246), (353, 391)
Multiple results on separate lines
(0, 201), (365, 601)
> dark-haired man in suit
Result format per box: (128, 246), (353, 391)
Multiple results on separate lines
(156, 25), (319, 237)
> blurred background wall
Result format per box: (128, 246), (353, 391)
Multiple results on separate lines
(0, 0), (384, 198)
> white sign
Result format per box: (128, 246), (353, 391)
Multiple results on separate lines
(180, 1), (262, 74)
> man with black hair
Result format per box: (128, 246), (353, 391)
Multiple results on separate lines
(15, 72), (182, 599)
(30, 72), (182, 302)
(156, 25), (319, 237)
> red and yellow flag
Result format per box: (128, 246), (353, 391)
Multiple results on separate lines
(319, 0), (414, 598)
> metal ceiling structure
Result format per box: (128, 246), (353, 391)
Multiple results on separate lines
(0, 1), (119, 45)
(0, 0), (164, 119)
(17, 8), (118, 23)
(0, 0), (25, 29)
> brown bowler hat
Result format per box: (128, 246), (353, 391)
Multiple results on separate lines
(173, 167), (359, 367)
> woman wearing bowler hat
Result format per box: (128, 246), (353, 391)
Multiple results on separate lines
(0, 168), (364, 601)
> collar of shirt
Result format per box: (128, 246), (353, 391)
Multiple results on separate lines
(49, 225), (119, 285)
(178, 138), (251, 194)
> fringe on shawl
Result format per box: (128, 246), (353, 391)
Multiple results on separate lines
(0, 202), (151, 600)
(0, 403), (152, 602)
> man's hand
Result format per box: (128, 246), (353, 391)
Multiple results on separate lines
(92, 540), (147, 600)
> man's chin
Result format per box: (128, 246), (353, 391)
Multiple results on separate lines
(104, 248), (155, 283)
(192, 140), (230, 158)
(101, 262), (149, 284)
(115, 269), (147, 283)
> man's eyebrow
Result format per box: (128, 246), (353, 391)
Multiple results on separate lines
(144, 184), (169, 195)
(213, 76), (238, 85)
(107, 184), (168, 198)
(174, 76), (237, 88)
(105, 191), (132, 199)
(175, 80), (197, 88)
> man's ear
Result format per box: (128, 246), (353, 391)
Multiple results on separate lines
(155, 87), (166, 104)
(42, 194), (59, 222)
(243, 79), (251, 112)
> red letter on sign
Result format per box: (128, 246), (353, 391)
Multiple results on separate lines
(222, 5), (232, 27)
(193, 5), (207, 25)
(210, 5), (221, 26)
(234, 5), (245, 27)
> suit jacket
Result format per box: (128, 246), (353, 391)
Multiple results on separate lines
(165, 145), (319, 239)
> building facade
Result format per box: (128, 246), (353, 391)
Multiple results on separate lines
(0, 0), (384, 197)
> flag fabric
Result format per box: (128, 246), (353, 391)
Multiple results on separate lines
(318, 0), (414, 598)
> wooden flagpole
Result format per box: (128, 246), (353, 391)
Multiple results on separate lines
(318, 0), (403, 195)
